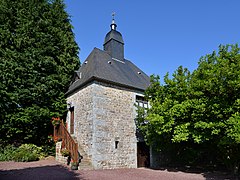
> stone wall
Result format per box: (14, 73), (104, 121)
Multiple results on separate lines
(55, 141), (69, 165)
(66, 81), (144, 169)
(91, 82), (138, 169)
(66, 84), (94, 159)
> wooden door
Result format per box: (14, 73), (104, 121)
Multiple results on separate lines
(137, 142), (150, 167)
(70, 107), (74, 134)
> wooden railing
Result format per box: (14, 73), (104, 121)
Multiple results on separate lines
(54, 120), (79, 163)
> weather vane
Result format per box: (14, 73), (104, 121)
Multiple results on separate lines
(112, 12), (115, 21)
(111, 12), (117, 30)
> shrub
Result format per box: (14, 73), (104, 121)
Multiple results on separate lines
(41, 142), (55, 157)
(0, 144), (46, 162)
(13, 144), (45, 161)
(12, 149), (39, 162)
(0, 145), (17, 161)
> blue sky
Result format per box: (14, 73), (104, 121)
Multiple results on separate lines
(64, 0), (240, 80)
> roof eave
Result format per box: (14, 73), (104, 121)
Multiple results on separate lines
(65, 76), (147, 97)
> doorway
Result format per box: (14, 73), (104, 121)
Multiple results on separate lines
(137, 142), (150, 167)
(70, 107), (74, 134)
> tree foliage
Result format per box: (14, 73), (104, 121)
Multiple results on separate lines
(138, 44), (240, 173)
(0, 0), (80, 145)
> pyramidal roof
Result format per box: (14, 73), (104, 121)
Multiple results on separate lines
(66, 48), (150, 95)
(66, 18), (150, 96)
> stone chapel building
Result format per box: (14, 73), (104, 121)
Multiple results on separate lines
(65, 18), (151, 169)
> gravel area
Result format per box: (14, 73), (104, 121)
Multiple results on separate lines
(0, 158), (236, 180)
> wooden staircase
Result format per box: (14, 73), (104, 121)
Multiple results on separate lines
(54, 120), (93, 169)
(54, 120), (79, 164)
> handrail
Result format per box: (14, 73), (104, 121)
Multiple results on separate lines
(54, 120), (79, 164)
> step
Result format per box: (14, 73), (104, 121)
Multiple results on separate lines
(78, 146), (93, 170)
(78, 147), (90, 160)
(70, 135), (93, 170)
(78, 156), (93, 170)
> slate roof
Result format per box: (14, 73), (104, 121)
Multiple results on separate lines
(66, 48), (150, 96)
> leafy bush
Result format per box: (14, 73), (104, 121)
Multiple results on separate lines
(0, 145), (17, 161)
(0, 144), (46, 162)
(41, 142), (55, 157)
(12, 149), (39, 162)
(14, 144), (45, 161)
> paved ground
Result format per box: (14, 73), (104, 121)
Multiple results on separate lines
(0, 158), (236, 180)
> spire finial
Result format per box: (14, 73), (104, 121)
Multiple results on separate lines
(111, 12), (117, 30)
(112, 12), (115, 21)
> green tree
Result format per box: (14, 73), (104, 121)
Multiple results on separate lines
(138, 44), (240, 174)
(0, 0), (80, 145)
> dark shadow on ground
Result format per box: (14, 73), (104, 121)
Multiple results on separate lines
(150, 166), (238, 180)
(0, 165), (85, 180)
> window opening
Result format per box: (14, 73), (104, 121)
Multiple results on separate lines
(136, 95), (148, 109)
(115, 141), (119, 149)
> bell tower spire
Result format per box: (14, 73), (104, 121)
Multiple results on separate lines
(103, 12), (124, 61)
